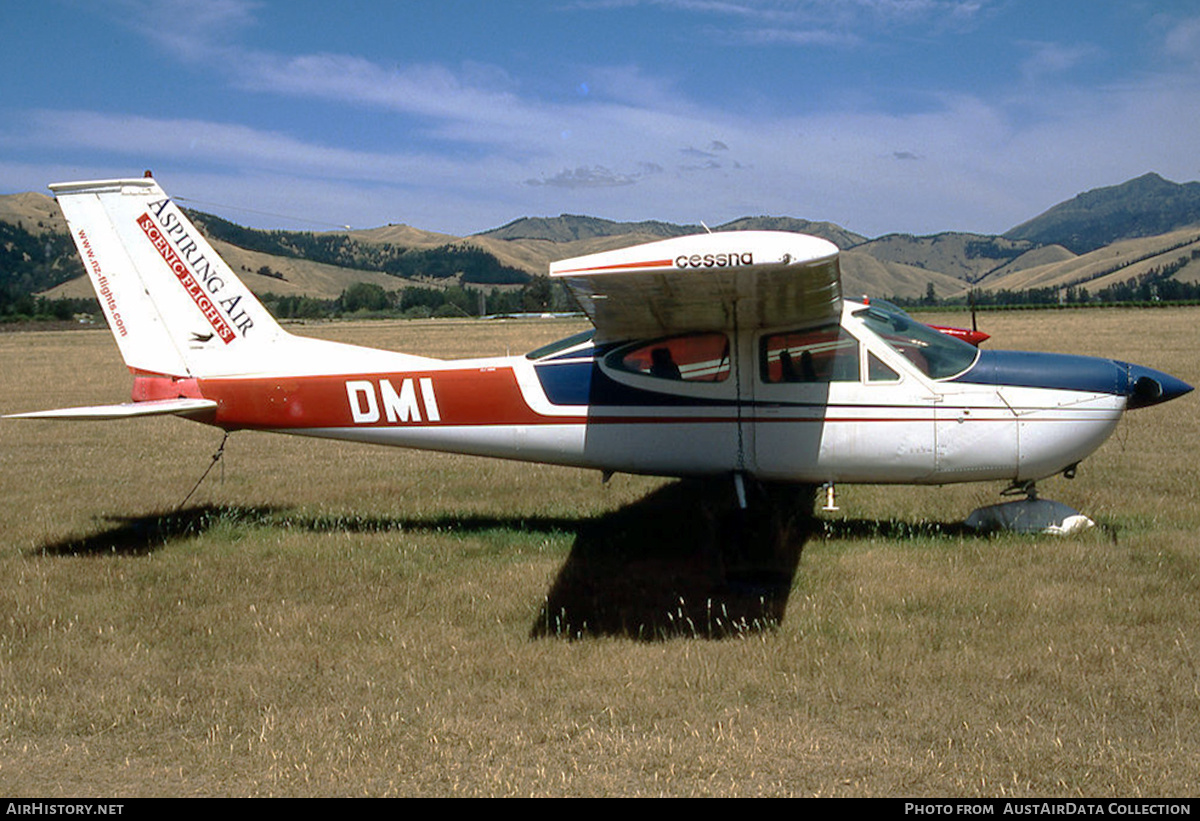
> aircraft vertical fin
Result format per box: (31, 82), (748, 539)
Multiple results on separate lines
(52, 180), (191, 376)
(51, 178), (288, 378)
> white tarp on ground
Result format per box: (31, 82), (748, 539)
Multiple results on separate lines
(965, 497), (1095, 535)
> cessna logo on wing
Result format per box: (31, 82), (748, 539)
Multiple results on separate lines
(674, 252), (753, 269)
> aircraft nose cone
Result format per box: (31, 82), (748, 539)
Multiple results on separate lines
(1122, 362), (1193, 409)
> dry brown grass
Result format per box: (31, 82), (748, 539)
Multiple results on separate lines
(1, 312), (1198, 797)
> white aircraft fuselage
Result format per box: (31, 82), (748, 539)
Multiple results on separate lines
(146, 300), (1173, 487)
(8, 177), (1192, 496)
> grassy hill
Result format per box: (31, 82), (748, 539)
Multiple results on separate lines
(1, 194), (532, 307)
(0, 192), (85, 306)
(0, 191), (68, 234)
(480, 214), (697, 242)
(977, 227), (1200, 295)
(714, 216), (866, 249)
(1006, 173), (1200, 254)
(854, 233), (1037, 284)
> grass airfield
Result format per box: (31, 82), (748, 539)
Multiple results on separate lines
(0, 311), (1198, 797)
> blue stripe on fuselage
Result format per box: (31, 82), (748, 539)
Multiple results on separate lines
(534, 361), (739, 407)
(533, 362), (594, 406)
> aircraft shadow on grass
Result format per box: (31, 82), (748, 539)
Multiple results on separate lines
(533, 479), (816, 640)
(31, 482), (968, 641)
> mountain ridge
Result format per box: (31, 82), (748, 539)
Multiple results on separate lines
(5, 171), (1200, 304)
(1004, 172), (1200, 254)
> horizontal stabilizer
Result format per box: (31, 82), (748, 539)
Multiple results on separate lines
(5, 398), (217, 421)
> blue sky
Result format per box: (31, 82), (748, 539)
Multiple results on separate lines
(3, 0), (1199, 237)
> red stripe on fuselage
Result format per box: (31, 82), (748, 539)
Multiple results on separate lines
(200, 367), (556, 429)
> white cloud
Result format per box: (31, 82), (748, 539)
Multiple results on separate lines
(1164, 15), (1200, 64)
(525, 166), (642, 188)
(236, 53), (528, 128)
(730, 26), (859, 46)
(12, 56), (1200, 238)
(601, 0), (990, 26)
(8, 0), (1198, 238)
(115, 0), (260, 59)
(1017, 40), (1096, 85)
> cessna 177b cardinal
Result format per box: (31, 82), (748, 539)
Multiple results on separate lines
(7, 177), (1192, 520)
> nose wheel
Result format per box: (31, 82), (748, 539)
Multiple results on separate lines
(1000, 480), (1038, 500)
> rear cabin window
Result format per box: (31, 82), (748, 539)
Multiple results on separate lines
(607, 333), (730, 382)
(761, 326), (860, 383)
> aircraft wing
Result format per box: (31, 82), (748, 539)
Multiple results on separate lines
(549, 231), (842, 342)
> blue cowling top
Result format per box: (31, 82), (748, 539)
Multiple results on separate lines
(953, 350), (1192, 408)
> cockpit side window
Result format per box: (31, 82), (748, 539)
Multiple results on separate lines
(760, 325), (860, 384)
(606, 333), (730, 382)
(867, 351), (901, 382)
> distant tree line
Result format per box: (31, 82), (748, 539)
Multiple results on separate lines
(963, 238), (1028, 262)
(1093, 249), (1200, 303)
(1, 276), (567, 324)
(0, 220), (85, 319)
(260, 277), (567, 321)
(0, 294), (98, 322)
(892, 249), (1200, 311)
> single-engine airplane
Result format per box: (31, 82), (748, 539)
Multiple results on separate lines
(7, 177), (1192, 525)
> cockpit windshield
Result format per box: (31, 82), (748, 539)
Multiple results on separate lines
(854, 304), (978, 379)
